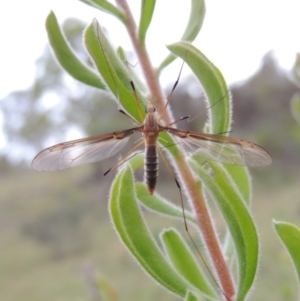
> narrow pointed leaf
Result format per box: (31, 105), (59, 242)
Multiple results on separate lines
(185, 291), (205, 301)
(135, 182), (195, 223)
(138, 0), (156, 44)
(161, 229), (217, 299)
(274, 221), (300, 288)
(109, 166), (193, 297)
(221, 165), (251, 205)
(116, 46), (147, 94)
(127, 152), (144, 171)
(78, 0), (126, 23)
(84, 19), (146, 122)
(167, 41), (231, 135)
(129, 153), (195, 222)
(189, 160), (258, 301)
(46, 11), (105, 89)
(158, 0), (205, 73)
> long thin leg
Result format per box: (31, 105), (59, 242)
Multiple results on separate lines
(156, 145), (230, 301)
(118, 108), (141, 126)
(104, 140), (144, 175)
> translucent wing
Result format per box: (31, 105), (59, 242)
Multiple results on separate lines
(32, 128), (139, 171)
(165, 127), (272, 167)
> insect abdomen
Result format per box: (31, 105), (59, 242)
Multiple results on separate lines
(144, 145), (158, 195)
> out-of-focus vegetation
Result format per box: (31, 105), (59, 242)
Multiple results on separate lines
(1, 17), (300, 301)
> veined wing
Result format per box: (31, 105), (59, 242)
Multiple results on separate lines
(32, 127), (139, 171)
(164, 127), (272, 167)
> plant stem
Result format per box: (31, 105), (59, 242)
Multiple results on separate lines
(115, 0), (172, 124)
(115, 0), (235, 299)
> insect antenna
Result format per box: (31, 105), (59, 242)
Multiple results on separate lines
(158, 50), (188, 122)
(166, 115), (190, 127)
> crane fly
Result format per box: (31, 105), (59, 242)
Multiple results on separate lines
(31, 66), (272, 191)
(31, 20), (272, 301)
(31, 20), (272, 192)
(31, 100), (272, 192)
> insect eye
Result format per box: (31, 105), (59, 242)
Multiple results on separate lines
(152, 107), (156, 112)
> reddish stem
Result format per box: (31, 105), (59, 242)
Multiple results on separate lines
(115, 0), (235, 299)
(116, 0), (172, 124)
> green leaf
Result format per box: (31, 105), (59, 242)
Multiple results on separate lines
(116, 46), (147, 94)
(161, 229), (217, 299)
(78, 0), (126, 23)
(157, 0), (206, 73)
(185, 291), (205, 301)
(135, 182), (195, 223)
(138, 0), (156, 44)
(293, 53), (300, 82)
(290, 93), (300, 125)
(168, 40), (257, 300)
(84, 19), (146, 123)
(127, 152), (144, 171)
(221, 165), (251, 206)
(129, 153), (195, 223)
(189, 160), (258, 301)
(45, 11), (105, 89)
(167, 41), (231, 135)
(109, 165), (194, 297)
(274, 221), (300, 288)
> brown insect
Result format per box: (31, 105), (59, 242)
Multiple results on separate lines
(32, 97), (272, 193)
(32, 21), (272, 190)
(31, 23), (272, 301)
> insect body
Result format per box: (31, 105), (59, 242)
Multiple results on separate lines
(140, 105), (159, 194)
(32, 101), (272, 195)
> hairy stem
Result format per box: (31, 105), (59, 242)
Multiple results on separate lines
(115, 0), (172, 123)
(115, 0), (235, 299)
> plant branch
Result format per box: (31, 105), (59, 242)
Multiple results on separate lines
(115, 0), (235, 299)
(115, 0), (172, 124)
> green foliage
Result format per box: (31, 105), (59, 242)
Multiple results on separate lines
(138, 0), (156, 44)
(189, 161), (257, 301)
(35, 1), (279, 300)
(167, 42), (230, 135)
(84, 19), (146, 122)
(46, 11), (105, 89)
(77, 0), (126, 23)
(109, 165), (195, 297)
(274, 221), (300, 295)
(161, 229), (217, 298)
(157, 0), (206, 74)
(135, 182), (195, 223)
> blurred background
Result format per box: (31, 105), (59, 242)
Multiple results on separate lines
(1, 1), (300, 301)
